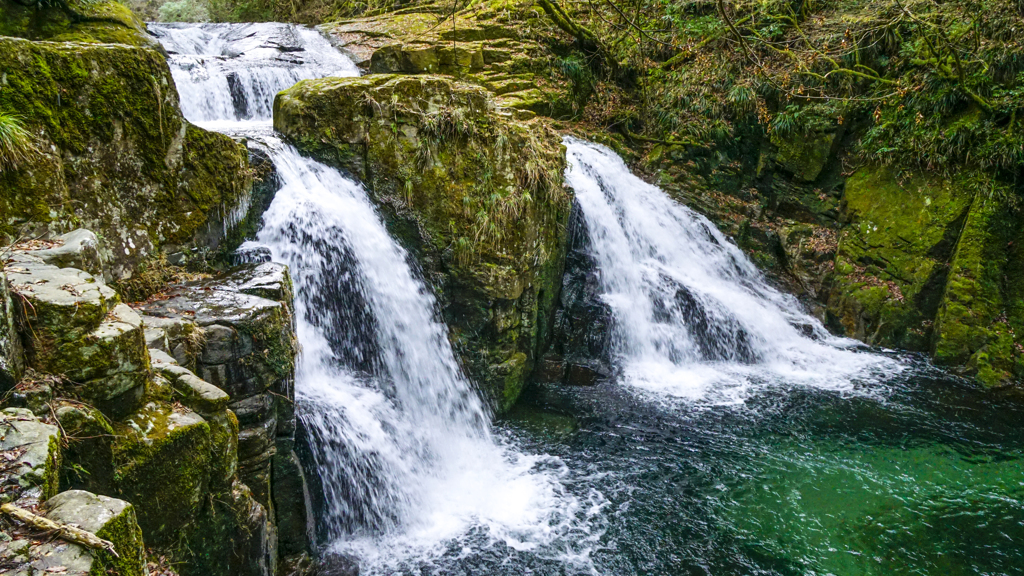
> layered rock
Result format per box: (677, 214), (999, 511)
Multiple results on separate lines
(139, 262), (314, 571)
(319, 1), (572, 117)
(276, 73), (571, 410)
(0, 37), (251, 280)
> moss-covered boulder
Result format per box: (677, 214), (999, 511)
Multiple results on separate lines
(0, 270), (23, 390)
(43, 490), (148, 576)
(319, 1), (574, 117)
(0, 37), (251, 280)
(0, 408), (61, 503)
(0, 0), (156, 48)
(6, 254), (149, 416)
(275, 74), (571, 410)
(112, 400), (211, 544)
(932, 190), (1024, 385)
(827, 165), (975, 350)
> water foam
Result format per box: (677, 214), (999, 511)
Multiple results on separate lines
(152, 22), (600, 572)
(257, 139), (602, 572)
(564, 137), (896, 404)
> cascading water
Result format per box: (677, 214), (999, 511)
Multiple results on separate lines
(153, 23), (598, 573)
(149, 23), (358, 127)
(563, 137), (894, 403)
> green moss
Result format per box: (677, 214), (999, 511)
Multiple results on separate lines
(0, 37), (251, 276)
(827, 164), (976, 349)
(932, 187), (1024, 384)
(276, 74), (570, 410)
(89, 501), (147, 576)
(112, 401), (212, 545)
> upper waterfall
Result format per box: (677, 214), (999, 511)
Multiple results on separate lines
(149, 22), (358, 126)
(563, 137), (894, 403)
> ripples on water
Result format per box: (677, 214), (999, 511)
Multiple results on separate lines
(151, 23), (1024, 575)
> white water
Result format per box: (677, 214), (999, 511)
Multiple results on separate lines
(564, 137), (895, 404)
(153, 23), (598, 573)
(149, 22), (358, 126)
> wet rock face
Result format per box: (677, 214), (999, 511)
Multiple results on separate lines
(275, 74), (571, 411)
(542, 201), (613, 385)
(0, 38), (251, 280)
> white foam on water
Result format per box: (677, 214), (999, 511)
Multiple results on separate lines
(150, 22), (359, 125)
(256, 138), (603, 573)
(564, 137), (898, 404)
(153, 22), (601, 573)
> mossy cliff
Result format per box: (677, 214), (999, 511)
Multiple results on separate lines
(0, 0), (157, 48)
(317, 1), (578, 118)
(275, 74), (570, 410)
(0, 34), (251, 280)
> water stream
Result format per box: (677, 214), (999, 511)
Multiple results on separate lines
(153, 22), (1024, 576)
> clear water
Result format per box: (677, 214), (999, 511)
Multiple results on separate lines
(153, 23), (1024, 576)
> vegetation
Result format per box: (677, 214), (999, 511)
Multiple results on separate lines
(0, 112), (34, 171)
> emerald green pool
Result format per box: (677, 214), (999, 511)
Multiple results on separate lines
(490, 357), (1024, 575)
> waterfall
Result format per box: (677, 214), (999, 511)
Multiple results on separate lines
(149, 23), (358, 127)
(563, 137), (894, 403)
(153, 23), (595, 573)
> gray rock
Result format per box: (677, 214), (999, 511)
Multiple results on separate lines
(230, 393), (275, 427)
(0, 408), (61, 502)
(0, 271), (24, 390)
(43, 490), (147, 576)
(6, 257), (118, 350)
(17, 229), (106, 280)
(150, 347), (231, 414)
(218, 262), (294, 304)
(202, 324), (239, 364)
(273, 441), (315, 557)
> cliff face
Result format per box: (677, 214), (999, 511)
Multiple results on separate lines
(0, 9), (251, 281)
(275, 73), (571, 411)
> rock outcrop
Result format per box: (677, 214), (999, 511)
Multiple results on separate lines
(276, 73), (571, 410)
(1, 235), (307, 576)
(0, 36), (251, 280)
(319, 1), (572, 117)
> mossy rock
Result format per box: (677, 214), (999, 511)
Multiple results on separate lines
(180, 479), (275, 576)
(0, 37), (251, 280)
(0, 0), (157, 48)
(827, 164), (975, 349)
(275, 74), (571, 411)
(932, 190), (1024, 385)
(0, 407), (62, 502)
(56, 401), (117, 495)
(43, 490), (148, 576)
(112, 400), (211, 544)
(1, 272), (24, 390)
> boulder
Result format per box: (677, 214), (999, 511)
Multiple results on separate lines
(16, 229), (106, 279)
(273, 438), (316, 557)
(319, 3), (572, 117)
(55, 402), (116, 494)
(183, 479), (277, 576)
(275, 74), (571, 411)
(112, 401), (212, 544)
(0, 408), (61, 503)
(0, 0), (157, 48)
(0, 38), (252, 279)
(6, 256), (119, 354)
(0, 490), (146, 576)
(150, 348), (231, 415)
(827, 165), (975, 351)
(42, 490), (148, 576)
(1, 270), (24, 390)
